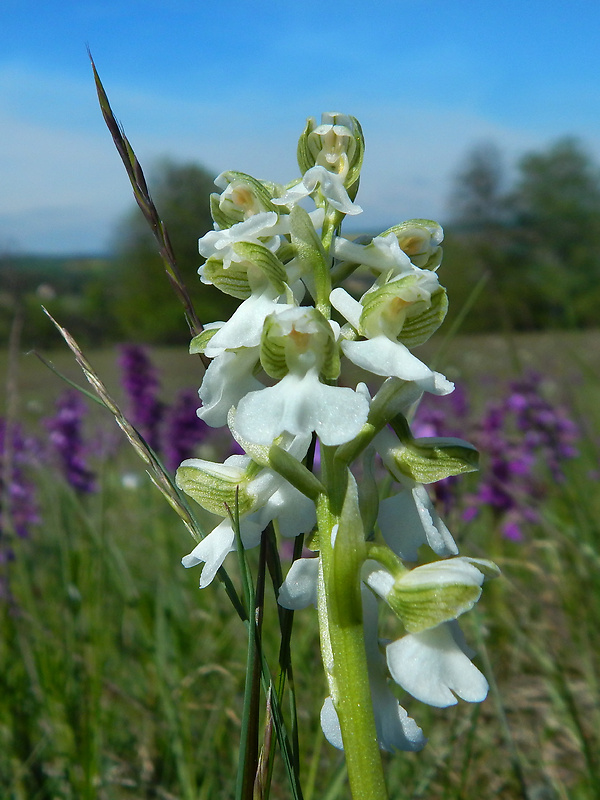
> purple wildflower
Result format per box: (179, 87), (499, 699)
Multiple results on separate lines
(162, 388), (211, 472)
(505, 373), (579, 482)
(118, 344), (165, 453)
(413, 371), (580, 540)
(1, 418), (40, 598)
(0, 419), (40, 539)
(44, 390), (97, 493)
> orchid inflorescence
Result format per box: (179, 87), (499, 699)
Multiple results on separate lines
(174, 112), (499, 798)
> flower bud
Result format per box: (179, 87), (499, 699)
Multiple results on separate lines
(297, 112), (364, 189)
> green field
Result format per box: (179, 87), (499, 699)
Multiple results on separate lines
(2, 331), (600, 799)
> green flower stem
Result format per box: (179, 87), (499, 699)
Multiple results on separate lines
(314, 204), (344, 318)
(366, 543), (408, 578)
(336, 378), (418, 468)
(317, 452), (389, 800)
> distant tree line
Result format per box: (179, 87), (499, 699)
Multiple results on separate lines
(3, 139), (600, 348)
(2, 160), (236, 348)
(442, 137), (600, 332)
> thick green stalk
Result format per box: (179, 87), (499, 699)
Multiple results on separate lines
(316, 453), (389, 800)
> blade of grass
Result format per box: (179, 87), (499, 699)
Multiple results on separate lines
(234, 517), (304, 800)
(432, 271), (489, 370)
(471, 609), (532, 800)
(229, 494), (261, 800)
(88, 50), (206, 352)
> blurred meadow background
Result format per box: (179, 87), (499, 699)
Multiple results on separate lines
(3, 1), (600, 798)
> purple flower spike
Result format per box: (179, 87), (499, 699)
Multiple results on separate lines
(44, 390), (97, 493)
(1, 418), (40, 597)
(162, 388), (210, 472)
(1, 419), (40, 540)
(415, 370), (580, 541)
(118, 344), (165, 453)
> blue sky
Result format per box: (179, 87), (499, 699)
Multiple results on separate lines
(2, 0), (600, 254)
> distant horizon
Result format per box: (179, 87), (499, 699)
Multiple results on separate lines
(3, 249), (113, 261)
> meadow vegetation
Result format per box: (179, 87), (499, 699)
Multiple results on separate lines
(2, 332), (600, 799)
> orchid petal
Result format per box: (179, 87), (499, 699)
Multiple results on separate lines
(386, 622), (489, 707)
(330, 286), (362, 330)
(182, 517), (263, 588)
(341, 337), (454, 395)
(254, 478), (317, 537)
(204, 293), (292, 356)
(197, 348), (263, 427)
(235, 369), (369, 446)
(199, 212), (279, 257)
(273, 166), (363, 215)
(378, 486), (458, 561)
(278, 557), (320, 609)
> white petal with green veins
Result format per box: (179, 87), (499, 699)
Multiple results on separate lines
(175, 455), (256, 516)
(391, 436), (479, 483)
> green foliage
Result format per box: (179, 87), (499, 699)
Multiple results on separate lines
(0, 254), (119, 349)
(444, 137), (600, 332)
(3, 336), (600, 797)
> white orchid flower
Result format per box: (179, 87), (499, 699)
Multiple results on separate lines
(272, 166), (363, 216)
(179, 444), (316, 588)
(279, 561), (426, 753)
(235, 306), (369, 446)
(330, 285), (453, 396)
(363, 560), (492, 708)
